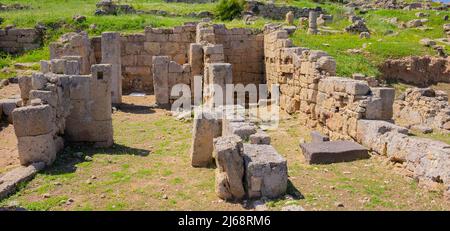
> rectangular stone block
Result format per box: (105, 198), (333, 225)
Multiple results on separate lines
(243, 144), (288, 199)
(214, 135), (245, 201)
(50, 59), (66, 74)
(190, 111), (221, 167)
(300, 140), (369, 164)
(249, 130), (271, 145)
(17, 133), (56, 166)
(12, 105), (53, 137)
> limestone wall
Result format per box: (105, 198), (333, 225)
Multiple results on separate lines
(380, 56), (450, 87)
(197, 23), (265, 86)
(263, 27), (449, 195)
(12, 58), (113, 166)
(356, 120), (450, 196)
(394, 88), (450, 133)
(120, 25), (196, 93)
(0, 28), (43, 54)
(264, 27), (395, 140)
(49, 32), (96, 75)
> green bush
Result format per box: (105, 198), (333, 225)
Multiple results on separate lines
(215, 0), (245, 21)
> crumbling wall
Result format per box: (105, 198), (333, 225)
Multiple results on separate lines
(12, 58), (113, 166)
(0, 28), (43, 54)
(379, 56), (450, 87)
(264, 27), (395, 140)
(394, 88), (450, 133)
(121, 25), (196, 93)
(197, 23), (265, 86)
(50, 32), (96, 75)
(152, 56), (192, 105)
(356, 120), (450, 196)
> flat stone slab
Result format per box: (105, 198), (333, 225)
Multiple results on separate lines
(300, 141), (369, 164)
(0, 162), (45, 200)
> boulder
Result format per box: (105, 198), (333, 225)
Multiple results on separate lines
(249, 130), (271, 145)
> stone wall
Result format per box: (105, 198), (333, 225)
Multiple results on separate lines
(0, 28), (43, 54)
(197, 23), (265, 86)
(245, 1), (323, 20)
(264, 26), (450, 195)
(12, 58), (113, 166)
(120, 25), (196, 93)
(394, 88), (450, 133)
(356, 120), (450, 196)
(380, 56), (450, 87)
(152, 56), (192, 105)
(264, 26), (395, 140)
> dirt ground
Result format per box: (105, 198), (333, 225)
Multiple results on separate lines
(0, 84), (20, 173)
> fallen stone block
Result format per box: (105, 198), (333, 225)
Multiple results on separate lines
(243, 144), (288, 199)
(300, 141), (369, 164)
(311, 131), (330, 143)
(190, 111), (221, 167)
(250, 130), (271, 145)
(12, 105), (53, 137)
(214, 135), (245, 201)
(0, 162), (45, 200)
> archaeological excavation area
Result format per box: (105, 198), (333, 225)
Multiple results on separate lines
(1, 1), (450, 211)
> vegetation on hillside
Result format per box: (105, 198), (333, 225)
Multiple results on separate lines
(0, 0), (447, 78)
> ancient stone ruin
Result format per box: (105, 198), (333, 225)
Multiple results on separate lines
(2, 19), (450, 202)
(0, 27), (44, 54)
(394, 88), (450, 133)
(380, 56), (450, 86)
(12, 59), (114, 166)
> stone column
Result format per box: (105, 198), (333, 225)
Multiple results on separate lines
(307, 11), (318, 35)
(101, 32), (122, 105)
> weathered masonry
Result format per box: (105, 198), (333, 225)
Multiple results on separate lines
(50, 22), (265, 104)
(12, 58), (113, 166)
(9, 21), (450, 199)
(0, 27), (43, 54)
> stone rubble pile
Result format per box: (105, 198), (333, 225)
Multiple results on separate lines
(394, 88), (450, 133)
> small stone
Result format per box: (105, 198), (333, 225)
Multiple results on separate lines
(335, 202), (344, 207)
(162, 194), (168, 199)
(84, 156), (93, 161)
(281, 205), (305, 211)
(91, 175), (97, 179)
(100, 194), (106, 199)
(43, 193), (51, 198)
(86, 179), (92, 184)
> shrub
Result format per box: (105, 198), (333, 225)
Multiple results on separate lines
(215, 0), (245, 21)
